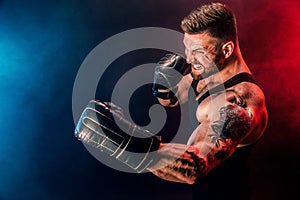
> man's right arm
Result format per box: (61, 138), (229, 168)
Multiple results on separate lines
(152, 53), (192, 107)
(156, 74), (193, 107)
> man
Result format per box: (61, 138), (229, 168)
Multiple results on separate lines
(150, 2), (268, 199)
(75, 2), (268, 199)
(150, 1), (268, 182)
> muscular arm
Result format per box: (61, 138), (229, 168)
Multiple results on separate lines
(147, 103), (253, 184)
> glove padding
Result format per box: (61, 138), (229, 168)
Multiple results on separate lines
(153, 53), (191, 99)
(75, 100), (161, 172)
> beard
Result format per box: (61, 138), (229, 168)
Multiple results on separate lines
(191, 73), (201, 80)
(191, 51), (225, 80)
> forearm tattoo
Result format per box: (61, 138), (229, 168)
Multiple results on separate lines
(168, 150), (207, 178)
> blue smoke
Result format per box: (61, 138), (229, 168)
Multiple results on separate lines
(0, 0), (92, 199)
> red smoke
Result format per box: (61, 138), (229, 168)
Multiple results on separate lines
(231, 0), (300, 132)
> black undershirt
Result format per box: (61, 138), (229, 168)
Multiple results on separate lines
(191, 72), (259, 105)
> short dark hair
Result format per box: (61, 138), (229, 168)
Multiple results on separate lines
(181, 3), (237, 44)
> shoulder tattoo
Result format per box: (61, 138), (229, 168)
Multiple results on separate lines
(209, 104), (253, 158)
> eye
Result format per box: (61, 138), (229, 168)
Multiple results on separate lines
(192, 49), (205, 55)
(192, 49), (211, 61)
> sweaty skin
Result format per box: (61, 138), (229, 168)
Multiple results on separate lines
(148, 32), (268, 184)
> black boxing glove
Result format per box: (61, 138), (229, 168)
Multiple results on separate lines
(152, 53), (191, 99)
(74, 100), (161, 172)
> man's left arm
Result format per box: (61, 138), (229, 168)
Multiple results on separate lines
(148, 102), (256, 184)
(74, 89), (267, 183)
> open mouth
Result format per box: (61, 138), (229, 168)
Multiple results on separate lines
(192, 64), (204, 71)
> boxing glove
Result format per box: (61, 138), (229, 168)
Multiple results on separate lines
(74, 100), (161, 172)
(153, 53), (191, 99)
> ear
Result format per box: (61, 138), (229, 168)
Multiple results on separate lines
(222, 41), (234, 59)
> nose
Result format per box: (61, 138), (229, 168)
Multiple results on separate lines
(185, 49), (193, 64)
(186, 55), (192, 64)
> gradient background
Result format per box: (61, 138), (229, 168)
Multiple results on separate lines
(0, 0), (300, 199)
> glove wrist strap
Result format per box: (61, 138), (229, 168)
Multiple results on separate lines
(153, 86), (178, 99)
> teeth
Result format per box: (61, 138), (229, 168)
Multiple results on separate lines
(192, 64), (205, 74)
(193, 65), (203, 70)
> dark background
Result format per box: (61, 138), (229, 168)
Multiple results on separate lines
(0, 0), (300, 199)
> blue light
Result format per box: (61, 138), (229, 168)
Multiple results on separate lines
(0, 1), (76, 199)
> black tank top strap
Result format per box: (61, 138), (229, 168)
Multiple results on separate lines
(191, 79), (200, 96)
(195, 72), (259, 105)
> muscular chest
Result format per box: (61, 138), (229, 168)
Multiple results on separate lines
(195, 89), (245, 123)
(195, 94), (222, 123)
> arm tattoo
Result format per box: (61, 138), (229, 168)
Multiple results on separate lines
(209, 104), (252, 159)
(167, 151), (207, 178)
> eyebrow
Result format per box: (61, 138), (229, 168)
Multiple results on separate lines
(192, 47), (206, 52)
(184, 41), (207, 51)
(183, 42), (206, 51)
(183, 38), (210, 53)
